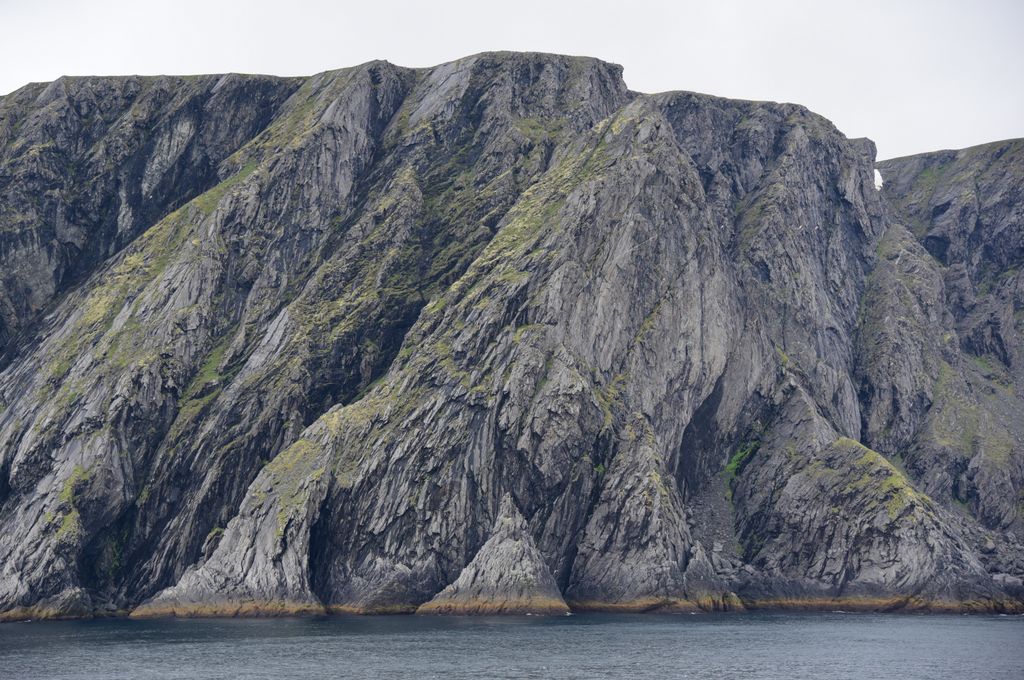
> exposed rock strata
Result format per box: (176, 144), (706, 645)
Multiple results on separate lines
(416, 494), (568, 615)
(0, 53), (1021, 621)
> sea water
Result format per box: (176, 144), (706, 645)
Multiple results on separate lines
(1, 611), (1022, 679)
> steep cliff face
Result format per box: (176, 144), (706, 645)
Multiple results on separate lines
(874, 144), (1024, 530)
(0, 74), (301, 359)
(0, 53), (1021, 621)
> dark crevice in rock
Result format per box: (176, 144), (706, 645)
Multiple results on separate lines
(675, 373), (726, 496)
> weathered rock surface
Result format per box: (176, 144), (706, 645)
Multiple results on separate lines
(0, 53), (1022, 621)
(0, 74), (299, 359)
(416, 494), (568, 615)
(875, 142), (1024, 531)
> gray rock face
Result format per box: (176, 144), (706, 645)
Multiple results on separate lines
(0, 74), (300, 358)
(875, 142), (1024, 532)
(417, 494), (568, 615)
(0, 53), (1022, 621)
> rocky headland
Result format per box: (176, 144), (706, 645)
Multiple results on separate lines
(0, 53), (1021, 620)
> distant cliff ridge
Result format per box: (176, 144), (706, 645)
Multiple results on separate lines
(0, 53), (1021, 621)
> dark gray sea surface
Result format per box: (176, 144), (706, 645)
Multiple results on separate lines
(1, 611), (1022, 679)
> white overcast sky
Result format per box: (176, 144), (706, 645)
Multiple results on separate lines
(1, 0), (1020, 160)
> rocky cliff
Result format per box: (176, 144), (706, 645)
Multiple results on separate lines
(0, 53), (1021, 621)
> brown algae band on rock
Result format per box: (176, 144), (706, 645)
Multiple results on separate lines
(417, 597), (570, 616)
(129, 599), (326, 619)
(740, 597), (1024, 614)
(566, 592), (745, 613)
